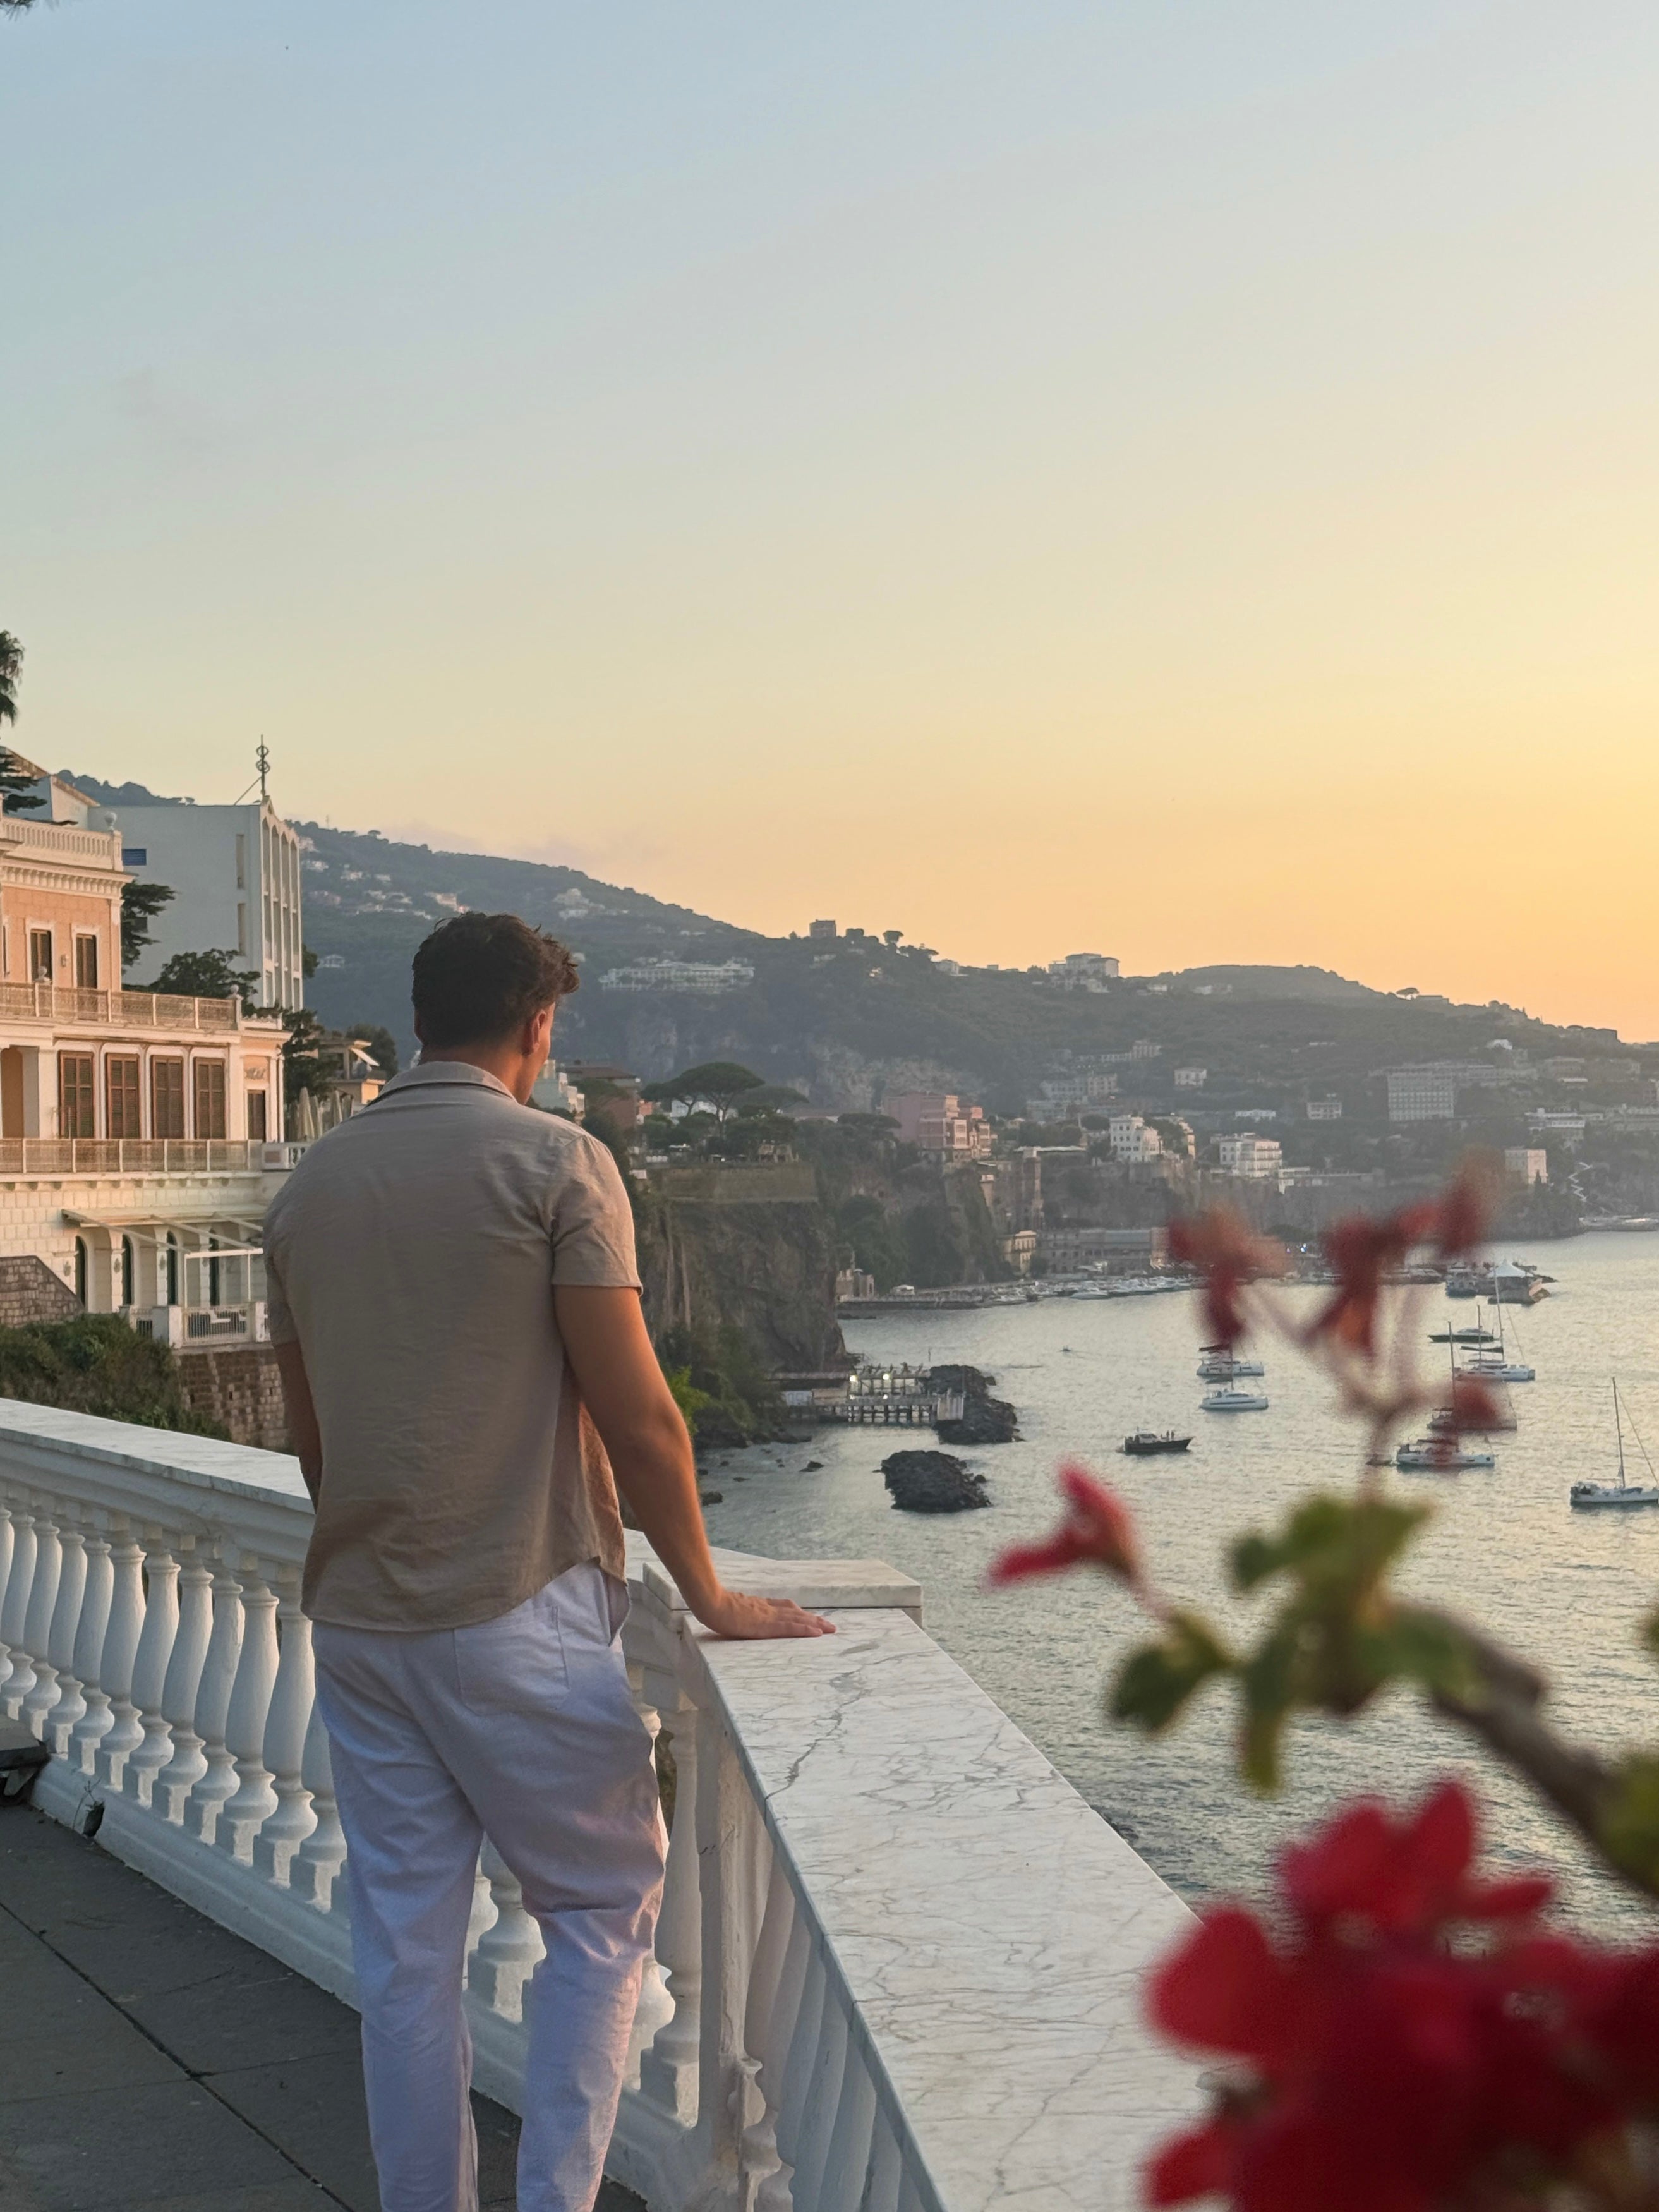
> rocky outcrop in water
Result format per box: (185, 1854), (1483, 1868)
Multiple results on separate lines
(927, 1363), (1019, 1444)
(881, 1449), (991, 1513)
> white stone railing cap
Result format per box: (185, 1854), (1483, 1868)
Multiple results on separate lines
(625, 1532), (922, 1621)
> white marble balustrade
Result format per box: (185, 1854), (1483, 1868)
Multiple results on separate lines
(0, 1402), (1200, 2211)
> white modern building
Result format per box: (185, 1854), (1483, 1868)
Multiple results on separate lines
(1107, 1113), (1163, 1163)
(1217, 1131), (1283, 1178)
(111, 797), (305, 1010)
(598, 958), (756, 994)
(1307, 1096), (1344, 1120)
(1387, 1068), (1459, 1121)
(1173, 1067), (1207, 1090)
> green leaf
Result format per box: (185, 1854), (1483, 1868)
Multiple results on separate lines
(1238, 1626), (1299, 1791)
(1110, 1610), (1234, 1734)
(1600, 1757), (1659, 1889)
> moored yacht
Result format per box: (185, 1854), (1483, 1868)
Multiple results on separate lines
(1571, 1382), (1659, 1509)
(1201, 1385), (1269, 1413)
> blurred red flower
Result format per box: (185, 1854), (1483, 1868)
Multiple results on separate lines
(1167, 1211), (1286, 1349)
(1305, 1170), (1498, 1363)
(986, 1461), (1141, 1589)
(1143, 1780), (1656, 2211)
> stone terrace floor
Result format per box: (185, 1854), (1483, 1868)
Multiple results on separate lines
(0, 1807), (644, 2212)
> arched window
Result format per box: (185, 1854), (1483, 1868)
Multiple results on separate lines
(73, 1236), (88, 1308)
(121, 1235), (135, 1309)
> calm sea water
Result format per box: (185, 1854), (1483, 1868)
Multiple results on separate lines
(701, 1232), (1659, 1937)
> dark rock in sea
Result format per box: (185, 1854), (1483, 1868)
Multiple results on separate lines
(698, 1490), (724, 1506)
(926, 1365), (1018, 1444)
(803, 1459), (824, 1472)
(881, 1449), (991, 1514)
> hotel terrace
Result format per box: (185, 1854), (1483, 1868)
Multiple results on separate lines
(0, 804), (291, 1333)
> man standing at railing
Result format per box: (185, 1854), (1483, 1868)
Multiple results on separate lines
(263, 913), (833, 2212)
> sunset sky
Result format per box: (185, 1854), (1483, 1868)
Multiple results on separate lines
(6, 4), (1658, 1035)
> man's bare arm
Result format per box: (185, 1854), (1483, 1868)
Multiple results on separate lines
(274, 1339), (323, 1507)
(555, 1286), (833, 1641)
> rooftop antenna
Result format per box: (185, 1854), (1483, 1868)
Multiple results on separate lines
(256, 740), (270, 802)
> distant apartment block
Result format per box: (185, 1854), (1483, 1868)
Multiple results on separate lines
(1030, 1072), (1118, 1116)
(1047, 952), (1119, 988)
(1173, 1067), (1207, 1090)
(1529, 1109), (1586, 1142)
(1217, 1131), (1282, 1178)
(1306, 1096), (1344, 1120)
(104, 795), (305, 1011)
(1107, 1113), (1162, 1163)
(1387, 1068), (1457, 1121)
(886, 1091), (992, 1158)
(531, 1062), (586, 1120)
(809, 919), (837, 941)
(1505, 1147), (1548, 1185)
(1039, 1225), (1169, 1272)
(598, 958), (756, 994)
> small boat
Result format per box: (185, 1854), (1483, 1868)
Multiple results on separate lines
(1571, 1382), (1659, 1509)
(1429, 1325), (1497, 1346)
(1123, 1430), (1194, 1456)
(1197, 1354), (1266, 1379)
(1397, 1439), (1497, 1471)
(1201, 1386), (1269, 1413)
(1429, 1399), (1514, 1434)
(1458, 1302), (1535, 1382)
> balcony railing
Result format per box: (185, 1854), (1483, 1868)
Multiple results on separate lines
(0, 1139), (295, 1177)
(0, 816), (123, 866)
(0, 1404), (1198, 2211)
(0, 983), (286, 1032)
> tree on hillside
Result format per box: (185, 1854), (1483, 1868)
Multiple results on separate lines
(121, 881), (175, 969)
(0, 630), (43, 814)
(142, 948), (260, 1010)
(642, 1061), (764, 1123)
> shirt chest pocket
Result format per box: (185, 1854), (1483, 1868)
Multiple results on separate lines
(450, 1582), (570, 1715)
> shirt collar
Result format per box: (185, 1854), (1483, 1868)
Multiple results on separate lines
(378, 1062), (516, 1101)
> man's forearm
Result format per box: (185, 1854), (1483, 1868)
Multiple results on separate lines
(273, 1339), (323, 1506)
(602, 1397), (724, 1615)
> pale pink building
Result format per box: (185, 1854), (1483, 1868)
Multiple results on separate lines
(886, 1090), (992, 1159)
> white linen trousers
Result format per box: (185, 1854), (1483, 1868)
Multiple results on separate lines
(313, 1563), (667, 2212)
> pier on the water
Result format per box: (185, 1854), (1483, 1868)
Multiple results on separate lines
(780, 1364), (965, 1429)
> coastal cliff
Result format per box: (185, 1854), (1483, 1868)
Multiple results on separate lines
(636, 1165), (848, 1371)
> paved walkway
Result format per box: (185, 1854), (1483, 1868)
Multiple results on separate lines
(0, 1806), (644, 2212)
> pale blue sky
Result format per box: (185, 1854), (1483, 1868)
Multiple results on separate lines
(6, 4), (1659, 1027)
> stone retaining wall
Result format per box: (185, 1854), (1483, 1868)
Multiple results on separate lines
(174, 1342), (289, 1451)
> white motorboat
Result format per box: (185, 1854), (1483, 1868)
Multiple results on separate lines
(1396, 1439), (1497, 1472)
(1457, 1302), (1535, 1384)
(1571, 1382), (1659, 1509)
(1201, 1386), (1269, 1413)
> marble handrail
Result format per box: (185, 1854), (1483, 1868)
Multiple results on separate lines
(0, 1401), (1199, 2212)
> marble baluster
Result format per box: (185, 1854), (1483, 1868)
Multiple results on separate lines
(0, 1499), (37, 1714)
(214, 1561), (279, 1860)
(289, 1701), (347, 1915)
(860, 2109), (904, 2212)
(64, 1520), (114, 1767)
(772, 1939), (828, 2206)
(94, 1525), (147, 1789)
(755, 1909), (812, 2212)
(152, 1544), (215, 1821)
(0, 1493), (14, 1683)
(467, 1842), (545, 2021)
(789, 1981), (851, 2212)
(39, 1510), (88, 1751)
(817, 2035), (878, 2212)
(184, 1554), (244, 1844)
(639, 1684), (702, 2122)
(622, 1666), (673, 2089)
(252, 1569), (315, 1882)
(122, 1533), (181, 1804)
(15, 1497), (61, 1729)
(739, 1854), (800, 2211)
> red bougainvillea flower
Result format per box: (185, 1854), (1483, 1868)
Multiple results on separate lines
(1443, 1375), (1504, 1435)
(1167, 1210), (1287, 1349)
(985, 1460), (1141, 1589)
(1143, 1780), (1653, 2212)
(1305, 1168), (1499, 1362)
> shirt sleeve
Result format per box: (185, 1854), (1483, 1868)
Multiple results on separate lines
(551, 1133), (643, 1289)
(262, 1214), (300, 1344)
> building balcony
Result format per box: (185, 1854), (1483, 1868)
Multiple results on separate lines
(0, 1139), (296, 1179)
(0, 1404), (1199, 2211)
(0, 983), (286, 1039)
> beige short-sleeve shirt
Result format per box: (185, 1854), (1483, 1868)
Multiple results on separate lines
(263, 1062), (639, 1629)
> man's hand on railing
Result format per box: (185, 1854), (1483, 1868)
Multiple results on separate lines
(696, 1589), (835, 1640)
(555, 1286), (835, 1642)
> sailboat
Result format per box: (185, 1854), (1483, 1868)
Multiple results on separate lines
(1458, 1300), (1535, 1384)
(1196, 1342), (1265, 1380)
(1570, 1384), (1659, 1509)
